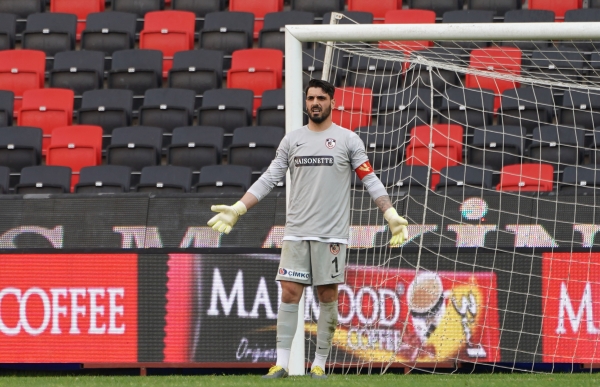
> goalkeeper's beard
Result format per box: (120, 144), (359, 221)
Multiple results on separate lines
(307, 104), (332, 124)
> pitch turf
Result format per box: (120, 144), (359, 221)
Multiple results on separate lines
(0, 374), (599, 387)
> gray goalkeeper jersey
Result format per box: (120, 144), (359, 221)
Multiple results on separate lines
(248, 124), (370, 241)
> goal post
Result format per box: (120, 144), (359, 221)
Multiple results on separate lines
(283, 19), (600, 375)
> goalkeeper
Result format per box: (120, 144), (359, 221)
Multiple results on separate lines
(207, 79), (408, 379)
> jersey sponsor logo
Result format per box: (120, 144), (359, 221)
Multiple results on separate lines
(278, 268), (310, 280)
(325, 138), (336, 149)
(294, 156), (334, 167)
(355, 161), (374, 180)
(330, 243), (340, 255)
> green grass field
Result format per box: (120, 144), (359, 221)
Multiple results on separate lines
(0, 373), (599, 387)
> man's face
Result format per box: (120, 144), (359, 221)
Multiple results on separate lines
(305, 87), (334, 124)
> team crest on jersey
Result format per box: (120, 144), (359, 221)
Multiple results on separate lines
(325, 138), (336, 149)
(330, 243), (340, 255)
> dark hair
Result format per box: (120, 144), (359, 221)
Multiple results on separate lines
(305, 79), (335, 99)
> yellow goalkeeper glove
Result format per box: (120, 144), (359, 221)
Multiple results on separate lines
(207, 201), (247, 234)
(384, 207), (409, 246)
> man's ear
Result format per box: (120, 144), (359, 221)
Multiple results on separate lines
(331, 98), (335, 109)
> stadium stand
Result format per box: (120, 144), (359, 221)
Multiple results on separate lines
(16, 165), (71, 194)
(195, 164), (252, 194)
(74, 165), (132, 193)
(136, 165), (193, 193)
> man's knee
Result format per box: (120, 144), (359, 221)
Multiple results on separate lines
(317, 284), (338, 303)
(280, 280), (304, 304)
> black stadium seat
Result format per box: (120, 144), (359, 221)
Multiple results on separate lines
(376, 87), (431, 130)
(108, 49), (163, 109)
(469, 125), (524, 171)
(107, 126), (163, 172)
(440, 10), (495, 50)
(138, 88), (196, 145)
(291, 0), (342, 17)
(168, 126), (224, 171)
(358, 127), (406, 170)
(200, 11), (254, 60)
(529, 125), (585, 170)
(0, 126), (42, 173)
(468, 0), (521, 16)
(228, 126), (285, 174)
(49, 50), (105, 106)
(198, 88), (254, 147)
(436, 165), (494, 194)
(168, 49), (224, 107)
(559, 166), (600, 195)
(16, 165), (71, 194)
(259, 11), (315, 52)
(81, 11), (137, 66)
(0, 91), (14, 127)
(380, 164), (430, 194)
(112, 0), (164, 18)
(0, 13), (17, 50)
(408, 0), (462, 18)
(22, 13), (77, 69)
(0, 0), (44, 35)
(500, 86), (555, 134)
(346, 51), (403, 92)
(559, 89), (600, 131)
(195, 164), (253, 194)
(257, 88), (286, 128)
(439, 87), (495, 134)
(75, 165), (132, 193)
(137, 165), (193, 193)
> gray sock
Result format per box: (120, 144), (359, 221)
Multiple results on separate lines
(316, 300), (338, 358)
(277, 302), (299, 350)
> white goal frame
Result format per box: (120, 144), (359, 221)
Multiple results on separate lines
(282, 20), (600, 376)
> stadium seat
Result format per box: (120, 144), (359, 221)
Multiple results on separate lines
(107, 49), (163, 110)
(465, 47), (522, 110)
(49, 50), (105, 107)
(139, 88), (196, 146)
(0, 126), (42, 174)
(167, 126), (224, 172)
(198, 89), (253, 142)
(346, 52), (403, 93)
(50, 0), (105, 40)
(436, 165), (494, 194)
(440, 10), (495, 51)
(528, 0), (582, 21)
(173, 0), (226, 29)
(0, 166), (10, 193)
(0, 91), (14, 127)
(591, 0), (600, 8)
(502, 10), (555, 51)
(229, 0), (283, 40)
(78, 89), (134, 149)
(259, 11), (315, 52)
(376, 87), (431, 130)
(0, 14), (17, 50)
(559, 166), (600, 195)
(559, 89), (600, 131)
(438, 87), (495, 135)
(406, 47), (463, 90)
(136, 165), (193, 193)
(200, 11), (254, 65)
(470, 125), (524, 171)
(16, 165), (71, 194)
(302, 46), (346, 89)
(332, 87), (373, 131)
(499, 86), (555, 134)
(139, 11), (196, 77)
(22, 13), (77, 69)
(0, 0), (44, 36)
(81, 11), (137, 66)
(0, 50), (45, 111)
(528, 48), (585, 84)
(75, 165), (132, 193)
(227, 48), (283, 115)
(405, 124), (463, 183)
(348, 0), (399, 23)
(496, 163), (554, 192)
(357, 126), (406, 170)
(467, 0), (521, 16)
(379, 10), (436, 53)
(408, 0), (462, 18)
(168, 49), (224, 108)
(291, 0), (342, 17)
(195, 164), (253, 194)
(257, 88), (285, 128)
(529, 125), (585, 170)
(561, 9), (600, 51)
(111, 0), (164, 17)
(380, 164), (430, 194)
(228, 126), (285, 174)
(18, 88), (74, 154)
(322, 11), (374, 24)
(107, 126), (163, 172)
(46, 125), (103, 189)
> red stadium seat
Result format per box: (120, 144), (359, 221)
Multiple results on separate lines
(47, 125), (103, 190)
(405, 124), (463, 188)
(227, 48), (283, 115)
(230, 0), (283, 39)
(18, 88), (74, 155)
(349, 0), (400, 22)
(50, 0), (105, 40)
(496, 163), (554, 192)
(139, 10), (196, 78)
(331, 87), (373, 131)
(0, 50), (45, 112)
(379, 10), (436, 52)
(466, 47), (522, 111)
(529, 0), (582, 21)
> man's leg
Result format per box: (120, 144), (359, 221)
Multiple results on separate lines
(311, 284), (338, 374)
(275, 280), (304, 369)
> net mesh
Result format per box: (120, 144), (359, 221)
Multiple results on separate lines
(300, 15), (600, 374)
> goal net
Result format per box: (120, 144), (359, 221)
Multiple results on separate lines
(287, 16), (600, 374)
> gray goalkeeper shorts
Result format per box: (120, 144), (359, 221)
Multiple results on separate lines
(276, 240), (347, 286)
